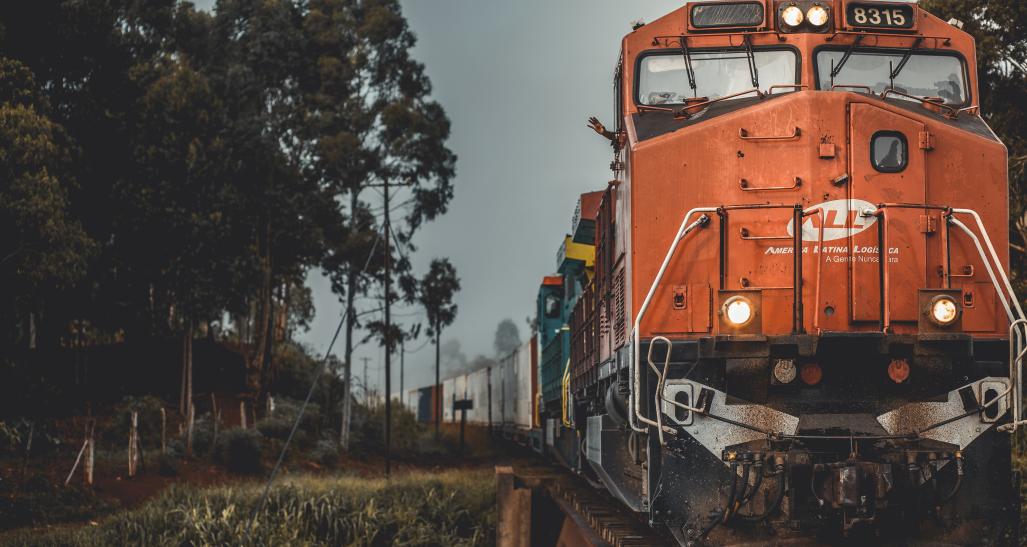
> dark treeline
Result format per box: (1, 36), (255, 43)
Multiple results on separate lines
(0, 0), (458, 441)
(921, 0), (1027, 284)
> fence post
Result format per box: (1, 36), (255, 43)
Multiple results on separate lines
(21, 421), (34, 477)
(160, 407), (167, 454)
(128, 411), (139, 478)
(240, 401), (247, 429)
(210, 394), (220, 454)
(85, 421), (95, 486)
(186, 403), (195, 457)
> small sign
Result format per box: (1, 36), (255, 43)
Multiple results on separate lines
(846, 3), (915, 29)
(453, 399), (473, 411)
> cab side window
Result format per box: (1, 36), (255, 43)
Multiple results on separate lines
(544, 294), (561, 319)
(872, 131), (907, 173)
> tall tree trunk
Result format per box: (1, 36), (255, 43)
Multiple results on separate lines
(340, 190), (360, 450)
(434, 328), (441, 440)
(280, 282), (291, 342)
(250, 221), (272, 394)
(180, 319), (194, 418)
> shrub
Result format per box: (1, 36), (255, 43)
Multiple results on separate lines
(214, 428), (263, 475)
(255, 415), (293, 440)
(310, 439), (339, 468)
(256, 398), (320, 447)
(0, 473), (113, 530)
(349, 401), (423, 458)
(190, 414), (215, 456)
(157, 452), (179, 477)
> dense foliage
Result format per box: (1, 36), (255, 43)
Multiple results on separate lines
(0, 1), (456, 406)
(921, 0), (1027, 285)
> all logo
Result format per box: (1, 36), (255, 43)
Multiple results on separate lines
(786, 199), (877, 242)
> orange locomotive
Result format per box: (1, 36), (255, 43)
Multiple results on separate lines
(553, 0), (1022, 543)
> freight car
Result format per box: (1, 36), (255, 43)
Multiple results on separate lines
(401, 336), (540, 445)
(409, 1), (1024, 544)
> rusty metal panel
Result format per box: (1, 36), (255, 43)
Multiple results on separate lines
(848, 103), (928, 324)
(651, 283), (712, 335)
(960, 281), (998, 333)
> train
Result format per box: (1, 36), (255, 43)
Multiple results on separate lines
(403, 1), (1023, 543)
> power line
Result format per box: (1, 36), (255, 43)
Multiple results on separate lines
(246, 230), (382, 537)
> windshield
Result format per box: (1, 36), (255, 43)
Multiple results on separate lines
(816, 49), (967, 104)
(638, 49), (797, 105)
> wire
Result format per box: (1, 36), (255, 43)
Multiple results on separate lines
(245, 230), (382, 539)
(404, 336), (432, 354)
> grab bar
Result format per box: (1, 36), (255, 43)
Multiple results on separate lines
(739, 127), (801, 141)
(740, 177), (802, 192)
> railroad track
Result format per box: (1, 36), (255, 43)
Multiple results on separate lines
(497, 464), (669, 547)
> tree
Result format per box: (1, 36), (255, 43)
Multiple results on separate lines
(121, 55), (244, 420)
(205, 0), (340, 397)
(921, 1), (1027, 288)
(419, 258), (460, 439)
(0, 0), (179, 348)
(0, 57), (93, 348)
(303, 0), (456, 450)
(494, 319), (522, 358)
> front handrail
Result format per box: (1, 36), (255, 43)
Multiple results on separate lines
(999, 319), (1027, 432)
(632, 204), (817, 437)
(947, 208), (1027, 432)
(630, 209), (714, 433)
(867, 206), (1025, 428)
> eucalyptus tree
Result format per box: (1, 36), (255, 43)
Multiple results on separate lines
(302, 0), (456, 449)
(419, 258), (460, 439)
(205, 0), (341, 395)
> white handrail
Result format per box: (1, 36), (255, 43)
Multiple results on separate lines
(949, 211), (1027, 431)
(951, 209), (1025, 320)
(630, 209), (714, 433)
(947, 219), (1017, 324)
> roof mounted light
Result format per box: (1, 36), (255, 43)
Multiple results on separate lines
(780, 5), (805, 28)
(807, 5), (830, 28)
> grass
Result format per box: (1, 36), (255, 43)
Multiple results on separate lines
(4, 468), (496, 546)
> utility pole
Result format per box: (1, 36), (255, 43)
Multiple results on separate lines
(370, 177), (411, 476)
(400, 338), (405, 406)
(361, 357), (371, 403)
(383, 177), (393, 478)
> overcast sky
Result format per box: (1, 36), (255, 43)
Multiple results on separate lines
(192, 0), (685, 392)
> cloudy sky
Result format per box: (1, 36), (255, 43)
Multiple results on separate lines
(193, 0), (685, 392)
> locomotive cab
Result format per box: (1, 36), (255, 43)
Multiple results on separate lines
(560, 0), (1022, 543)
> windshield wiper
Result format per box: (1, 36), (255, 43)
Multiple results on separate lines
(743, 35), (760, 89)
(829, 34), (865, 88)
(888, 37), (924, 88)
(679, 35), (698, 97)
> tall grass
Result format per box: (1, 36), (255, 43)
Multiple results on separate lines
(5, 469), (496, 546)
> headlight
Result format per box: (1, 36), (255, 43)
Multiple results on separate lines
(780, 5), (804, 28)
(929, 295), (960, 326)
(806, 5), (829, 27)
(723, 296), (754, 327)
